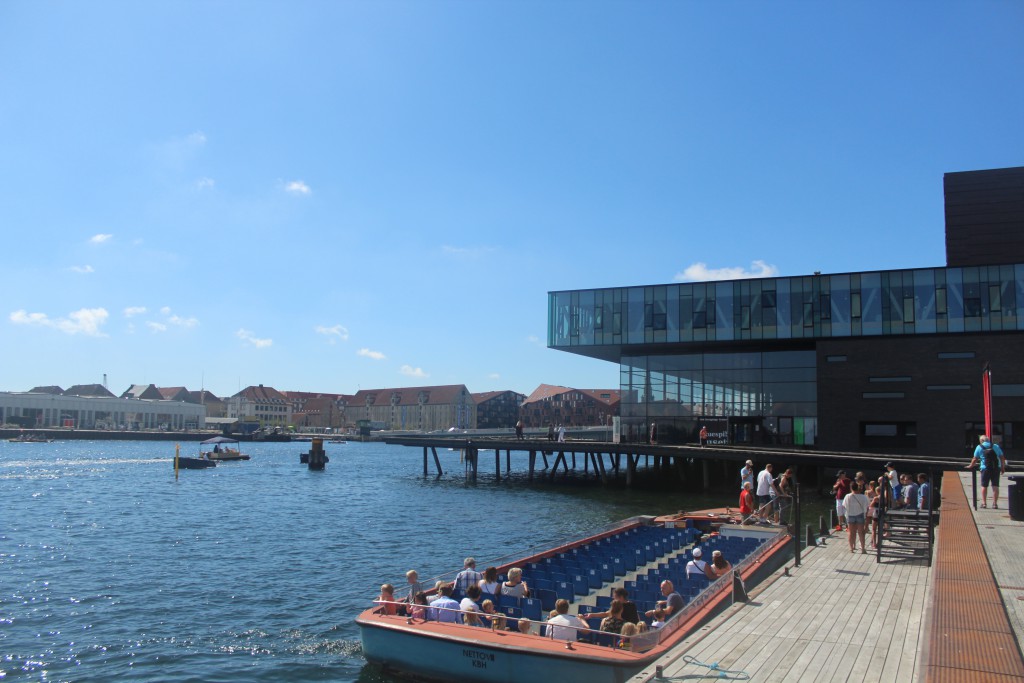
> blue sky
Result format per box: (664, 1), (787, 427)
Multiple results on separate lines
(1, 1), (1022, 399)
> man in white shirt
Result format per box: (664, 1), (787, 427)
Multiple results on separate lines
(684, 547), (709, 578)
(547, 599), (588, 641)
(756, 464), (775, 523)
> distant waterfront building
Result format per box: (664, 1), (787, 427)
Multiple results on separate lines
(0, 389), (205, 430)
(188, 390), (226, 418)
(227, 385), (292, 427)
(548, 166), (1024, 455)
(348, 385), (476, 432)
(64, 384), (116, 399)
(121, 384), (164, 400)
(519, 384), (620, 429)
(472, 390), (526, 429)
(157, 386), (191, 402)
(284, 391), (352, 431)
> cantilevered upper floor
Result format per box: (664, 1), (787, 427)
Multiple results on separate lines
(549, 263), (1024, 361)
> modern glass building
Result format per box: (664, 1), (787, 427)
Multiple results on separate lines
(548, 167), (1024, 455)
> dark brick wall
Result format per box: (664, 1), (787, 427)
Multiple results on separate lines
(817, 333), (1024, 457)
(945, 166), (1024, 267)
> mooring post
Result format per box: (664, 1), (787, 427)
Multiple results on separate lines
(431, 446), (443, 476)
(528, 450), (535, 480)
(423, 446), (428, 477)
(506, 449), (511, 474)
(794, 483), (802, 567)
(584, 452), (590, 475)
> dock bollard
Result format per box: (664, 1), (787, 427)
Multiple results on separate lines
(806, 524), (817, 549)
(820, 515), (829, 537)
(304, 437), (329, 471)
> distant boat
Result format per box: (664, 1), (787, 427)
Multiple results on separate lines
(8, 432), (53, 443)
(200, 436), (250, 461)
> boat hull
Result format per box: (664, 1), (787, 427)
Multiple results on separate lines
(359, 619), (643, 683)
(176, 456), (216, 469)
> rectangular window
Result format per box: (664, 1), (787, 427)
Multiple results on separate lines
(851, 292), (861, 319)
(869, 376), (911, 383)
(964, 298), (982, 317)
(936, 287), (947, 314)
(763, 291), (777, 308)
(863, 392), (905, 399)
(860, 421), (917, 448)
(927, 385), (971, 391)
(820, 295), (831, 320)
(864, 424), (898, 437)
(826, 355), (847, 362)
(938, 351), (975, 359)
(803, 302), (813, 327)
(992, 384), (1024, 397)
(903, 297), (915, 323)
(990, 285), (1001, 312)
(652, 313), (667, 331)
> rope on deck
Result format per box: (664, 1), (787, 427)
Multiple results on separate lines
(673, 654), (751, 680)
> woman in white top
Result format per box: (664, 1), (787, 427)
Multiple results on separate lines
(842, 482), (870, 554)
(500, 566), (529, 598)
(478, 566), (501, 596)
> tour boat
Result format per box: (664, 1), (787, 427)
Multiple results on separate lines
(356, 513), (790, 683)
(8, 432), (53, 443)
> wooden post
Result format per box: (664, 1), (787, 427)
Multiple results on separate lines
(423, 446), (428, 477)
(495, 449), (500, 482)
(431, 447), (443, 476)
(506, 449), (511, 474)
(584, 452), (590, 475)
(529, 450), (535, 480)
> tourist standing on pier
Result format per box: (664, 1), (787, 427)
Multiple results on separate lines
(777, 467), (795, 524)
(699, 425), (708, 446)
(547, 423), (555, 441)
(515, 420), (524, 440)
(557, 424), (566, 442)
(843, 482), (870, 554)
(756, 463), (775, 523)
(833, 470), (852, 531)
(917, 473), (931, 510)
(967, 435), (1006, 509)
(740, 459), (755, 491)
(739, 481), (755, 521)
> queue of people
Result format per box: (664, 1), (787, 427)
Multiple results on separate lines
(738, 460), (795, 526)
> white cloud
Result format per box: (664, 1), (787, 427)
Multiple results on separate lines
(147, 321), (168, 333)
(526, 335), (544, 347)
(315, 324), (349, 343)
(10, 307), (109, 336)
(442, 245), (495, 258)
(237, 328), (273, 349)
(195, 177), (215, 190)
(123, 306), (147, 318)
(160, 306), (172, 315)
(488, 373), (501, 380)
(358, 348), (386, 360)
(284, 180), (311, 196)
(70, 265), (94, 274)
(674, 260), (779, 282)
(90, 233), (113, 244)
(168, 315), (199, 328)
(400, 365), (428, 378)
(187, 131), (207, 146)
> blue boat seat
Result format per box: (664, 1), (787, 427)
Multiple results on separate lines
(521, 597), (543, 621)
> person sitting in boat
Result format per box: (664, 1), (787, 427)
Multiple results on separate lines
(213, 444), (221, 453)
(598, 600), (626, 635)
(478, 566), (501, 596)
(500, 567), (530, 598)
(584, 587), (639, 625)
(404, 569), (422, 609)
(426, 580), (448, 604)
(460, 584), (484, 626)
(452, 557), (483, 593)
(645, 580), (684, 623)
(547, 599), (589, 641)
(480, 599), (506, 631)
(427, 584), (461, 623)
(684, 548), (711, 579)
(375, 584), (398, 616)
(618, 622), (639, 650)
(707, 550), (732, 578)
(408, 592), (429, 620)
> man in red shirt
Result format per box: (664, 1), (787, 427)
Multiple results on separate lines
(739, 481), (755, 522)
(832, 470), (852, 531)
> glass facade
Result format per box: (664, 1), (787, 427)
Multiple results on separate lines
(549, 263), (1024, 446)
(549, 264), (1024, 349)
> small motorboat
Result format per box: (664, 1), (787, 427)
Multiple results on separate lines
(200, 436), (250, 461)
(8, 432), (53, 443)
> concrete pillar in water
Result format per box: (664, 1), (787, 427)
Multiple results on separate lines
(306, 437), (329, 470)
(702, 459), (710, 489)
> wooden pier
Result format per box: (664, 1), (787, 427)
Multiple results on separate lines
(385, 435), (967, 487)
(624, 471), (1024, 682)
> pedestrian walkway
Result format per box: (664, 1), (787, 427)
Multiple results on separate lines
(631, 523), (932, 681)
(631, 470), (1024, 683)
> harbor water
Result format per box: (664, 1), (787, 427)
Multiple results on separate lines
(1, 439), (744, 682)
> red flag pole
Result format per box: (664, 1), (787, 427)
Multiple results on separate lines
(982, 363), (993, 440)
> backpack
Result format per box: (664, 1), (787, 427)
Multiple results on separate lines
(982, 445), (999, 470)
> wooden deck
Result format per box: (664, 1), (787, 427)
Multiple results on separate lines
(629, 472), (1024, 683)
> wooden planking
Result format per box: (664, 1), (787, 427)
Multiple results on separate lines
(647, 530), (933, 683)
